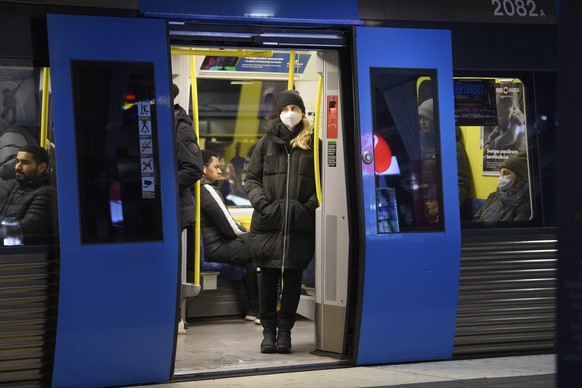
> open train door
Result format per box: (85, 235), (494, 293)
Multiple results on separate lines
(47, 15), (179, 386)
(354, 27), (461, 363)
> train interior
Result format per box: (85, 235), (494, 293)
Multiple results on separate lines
(170, 47), (350, 375)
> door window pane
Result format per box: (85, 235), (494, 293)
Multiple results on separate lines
(71, 61), (163, 243)
(371, 69), (443, 233)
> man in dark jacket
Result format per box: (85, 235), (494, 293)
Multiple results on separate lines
(173, 83), (204, 334)
(200, 149), (259, 322)
(173, 83), (204, 229)
(0, 144), (57, 244)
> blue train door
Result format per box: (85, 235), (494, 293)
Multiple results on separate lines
(47, 15), (179, 386)
(354, 27), (461, 363)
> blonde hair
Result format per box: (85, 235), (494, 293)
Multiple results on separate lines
(290, 115), (313, 150)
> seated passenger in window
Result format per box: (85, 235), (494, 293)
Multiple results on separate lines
(473, 152), (530, 222)
(0, 144), (57, 244)
(456, 127), (473, 220)
(200, 149), (260, 323)
(418, 99), (439, 224)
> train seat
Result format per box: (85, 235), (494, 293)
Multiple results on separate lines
(201, 255), (247, 281)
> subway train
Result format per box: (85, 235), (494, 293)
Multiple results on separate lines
(0, 0), (559, 386)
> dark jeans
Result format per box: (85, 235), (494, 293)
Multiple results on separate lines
(207, 234), (259, 314)
(259, 267), (302, 319)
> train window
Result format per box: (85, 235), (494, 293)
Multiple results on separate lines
(71, 61), (163, 244)
(371, 68), (444, 233)
(196, 78), (288, 206)
(0, 64), (58, 245)
(453, 77), (532, 224)
(0, 65), (47, 180)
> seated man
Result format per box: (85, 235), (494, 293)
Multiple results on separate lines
(200, 149), (259, 323)
(0, 144), (57, 244)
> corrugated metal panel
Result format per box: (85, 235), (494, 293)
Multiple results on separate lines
(0, 250), (59, 387)
(454, 231), (557, 356)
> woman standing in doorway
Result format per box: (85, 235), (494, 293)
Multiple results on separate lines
(245, 90), (318, 354)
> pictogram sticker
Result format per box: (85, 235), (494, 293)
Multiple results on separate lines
(141, 158), (154, 173)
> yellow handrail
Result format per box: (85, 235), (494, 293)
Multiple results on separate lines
(313, 74), (323, 205)
(287, 51), (295, 90)
(40, 68), (51, 149)
(189, 56), (202, 287)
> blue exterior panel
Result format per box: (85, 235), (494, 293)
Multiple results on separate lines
(141, 0), (361, 25)
(47, 15), (179, 387)
(355, 27), (460, 364)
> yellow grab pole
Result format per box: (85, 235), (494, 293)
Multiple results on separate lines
(287, 51), (295, 90)
(190, 56), (202, 286)
(40, 68), (50, 149)
(313, 74), (323, 205)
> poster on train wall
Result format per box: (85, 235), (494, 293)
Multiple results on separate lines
(199, 53), (311, 74)
(0, 67), (39, 128)
(481, 82), (527, 175)
(453, 79), (497, 126)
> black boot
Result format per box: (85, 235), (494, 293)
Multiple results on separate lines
(276, 312), (296, 354)
(260, 313), (277, 353)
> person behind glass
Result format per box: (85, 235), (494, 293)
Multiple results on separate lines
(473, 152), (530, 222)
(0, 144), (57, 244)
(245, 90), (318, 354)
(418, 98), (440, 224)
(173, 83), (204, 230)
(199, 149), (260, 323)
(456, 126), (472, 220)
(417, 100), (473, 223)
(173, 83), (204, 333)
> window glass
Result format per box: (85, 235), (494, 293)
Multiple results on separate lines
(71, 61), (163, 243)
(371, 69), (443, 233)
(0, 64), (58, 245)
(0, 65), (44, 180)
(453, 77), (532, 224)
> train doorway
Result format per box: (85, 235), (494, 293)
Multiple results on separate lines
(170, 44), (353, 376)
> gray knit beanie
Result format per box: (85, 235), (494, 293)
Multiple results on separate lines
(418, 99), (434, 121)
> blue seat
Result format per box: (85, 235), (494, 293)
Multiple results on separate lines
(471, 199), (487, 218)
(201, 255), (247, 281)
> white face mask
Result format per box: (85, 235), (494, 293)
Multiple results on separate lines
(498, 175), (514, 191)
(280, 111), (302, 128)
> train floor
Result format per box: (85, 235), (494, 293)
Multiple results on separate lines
(174, 316), (343, 377)
(152, 353), (556, 387)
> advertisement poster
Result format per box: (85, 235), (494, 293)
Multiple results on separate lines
(0, 67), (39, 127)
(454, 79), (497, 126)
(200, 53), (311, 74)
(482, 82), (527, 175)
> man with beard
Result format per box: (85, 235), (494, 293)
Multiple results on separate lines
(0, 144), (57, 244)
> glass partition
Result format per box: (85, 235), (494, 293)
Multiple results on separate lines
(370, 68), (443, 233)
(71, 61), (163, 243)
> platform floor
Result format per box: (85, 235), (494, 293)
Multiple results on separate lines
(143, 354), (555, 387)
(142, 316), (557, 387)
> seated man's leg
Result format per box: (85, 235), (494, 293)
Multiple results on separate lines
(206, 236), (259, 320)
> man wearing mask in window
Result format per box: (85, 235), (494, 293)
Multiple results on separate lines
(473, 152), (531, 222)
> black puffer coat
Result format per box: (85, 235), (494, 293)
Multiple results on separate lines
(0, 174), (57, 244)
(174, 104), (204, 228)
(244, 120), (318, 270)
